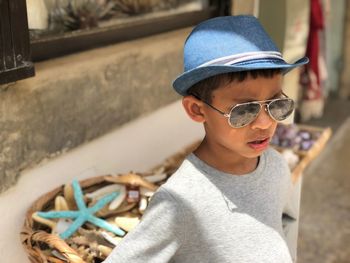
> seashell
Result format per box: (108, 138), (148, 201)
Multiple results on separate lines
(114, 216), (140, 232)
(115, 211), (135, 217)
(77, 244), (98, 262)
(74, 228), (112, 247)
(108, 186), (127, 210)
(143, 173), (167, 183)
(95, 203), (111, 217)
(70, 236), (91, 246)
(281, 149), (299, 169)
(98, 245), (113, 257)
(100, 231), (122, 247)
(140, 187), (154, 197)
(86, 184), (125, 200)
(34, 215), (73, 237)
(63, 182), (77, 210)
(105, 173), (158, 191)
(52, 249), (68, 261)
(76, 246), (91, 261)
(114, 200), (138, 214)
(54, 195), (69, 211)
(152, 166), (166, 174)
(131, 208), (140, 215)
(86, 250), (96, 262)
(96, 200), (137, 217)
(138, 196), (148, 214)
(54, 218), (73, 235)
(32, 212), (56, 229)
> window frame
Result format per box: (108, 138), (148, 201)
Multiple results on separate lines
(0, 0), (35, 85)
(31, 6), (220, 61)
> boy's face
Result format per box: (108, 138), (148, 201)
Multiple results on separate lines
(188, 74), (283, 159)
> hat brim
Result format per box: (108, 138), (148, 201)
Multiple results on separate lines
(172, 57), (309, 96)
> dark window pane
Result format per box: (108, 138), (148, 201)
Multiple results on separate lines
(0, 0), (35, 85)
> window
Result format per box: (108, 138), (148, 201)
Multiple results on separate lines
(0, 0), (35, 85)
(0, 0), (228, 84)
(29, 0), (228, 61)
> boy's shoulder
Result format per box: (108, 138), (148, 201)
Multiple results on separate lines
(265, 146), (285, 160)
(265, 146), (290, 170)
(157, 147), (290, 199)
(164, 147), (289, 181)
(161, 155), (204, 190)
(157, 155), (213, 201)
(265, 147), (292, 187)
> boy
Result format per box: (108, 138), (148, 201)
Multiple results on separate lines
(104, 15), (308, 263)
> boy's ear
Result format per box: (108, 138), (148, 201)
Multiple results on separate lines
(182, 95), (206, 123)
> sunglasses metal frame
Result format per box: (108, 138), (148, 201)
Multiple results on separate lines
(192, 92), (294, 128)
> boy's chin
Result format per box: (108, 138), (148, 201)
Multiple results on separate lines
(243, 145), (270, 158)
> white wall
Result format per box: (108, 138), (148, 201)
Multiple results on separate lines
(0, 100), (204, 262)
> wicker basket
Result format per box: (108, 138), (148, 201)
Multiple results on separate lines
(21, 143), (199, 263)
(21, 126), (330, 262)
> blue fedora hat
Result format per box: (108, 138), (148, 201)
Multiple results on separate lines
(172, 15), (309, 96)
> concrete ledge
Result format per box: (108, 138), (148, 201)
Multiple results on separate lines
(0, 28), (191, 192)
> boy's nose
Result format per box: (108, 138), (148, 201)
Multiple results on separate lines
(250, 106), (274, 130)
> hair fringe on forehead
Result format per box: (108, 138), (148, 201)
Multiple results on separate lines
(187, 69), (282, 103)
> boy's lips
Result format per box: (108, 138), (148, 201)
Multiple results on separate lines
(247, 137), (270, 150)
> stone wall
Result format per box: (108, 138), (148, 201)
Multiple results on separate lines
(0, 28), (189, 193)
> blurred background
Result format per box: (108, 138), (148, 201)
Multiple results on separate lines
(0, 0), (349, 262)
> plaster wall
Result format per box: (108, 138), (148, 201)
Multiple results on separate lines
(0, 28), (190, 193)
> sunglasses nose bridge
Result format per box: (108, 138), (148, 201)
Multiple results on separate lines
(256, 102), (275, 123)
(248, 102), (274, 130)
(259, 102), (270, 113)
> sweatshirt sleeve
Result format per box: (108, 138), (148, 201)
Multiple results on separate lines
(282, 175), (302, 263)
(103, 187), (185, 263)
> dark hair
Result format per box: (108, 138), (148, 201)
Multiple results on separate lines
(187, 69), (282, 103)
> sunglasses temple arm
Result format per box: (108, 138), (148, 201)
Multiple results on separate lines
(190, 94), (228, 117)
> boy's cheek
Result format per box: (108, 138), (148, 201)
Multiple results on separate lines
(270, 122), (278, 134)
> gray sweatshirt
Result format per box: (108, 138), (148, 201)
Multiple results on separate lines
(104, 147), (298, 263)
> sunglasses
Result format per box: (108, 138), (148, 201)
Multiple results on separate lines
(192, 92), (295, 128)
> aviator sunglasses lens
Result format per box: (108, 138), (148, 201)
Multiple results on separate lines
(229, 98), (295, 127)
(229, 103), (261, 128)
(268, 98), (294, 121)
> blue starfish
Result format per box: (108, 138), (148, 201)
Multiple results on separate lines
(37, 179), (126, 239)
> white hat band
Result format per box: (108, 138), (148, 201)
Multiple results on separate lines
(197, 51), (284, 68)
